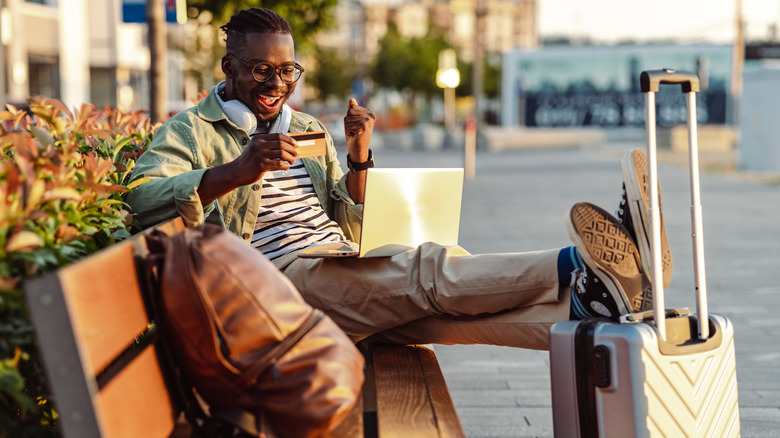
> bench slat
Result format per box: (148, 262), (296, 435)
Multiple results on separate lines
(58, 241), (150, 374)
(374, 344), (436, 435)
(373, 344), (464, 437)
(26, 273), (103, 437)
(98, 345), (175, 438)
(416, 346), (465, 437)
(148, 217), (186, 236)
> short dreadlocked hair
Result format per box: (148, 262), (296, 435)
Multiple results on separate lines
(221, 8), (292, 52)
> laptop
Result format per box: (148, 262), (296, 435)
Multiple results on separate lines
(299, 168), (464, 258)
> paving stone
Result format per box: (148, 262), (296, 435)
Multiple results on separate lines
(738, 408), (780, 437)
(738, 390), (780, 407)
(447, 389), (551, 408)
(457, 406), (554, 438)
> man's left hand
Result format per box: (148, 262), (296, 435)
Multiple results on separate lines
(344, 98), (375, 161)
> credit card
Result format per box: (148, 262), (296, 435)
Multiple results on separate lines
(290, 131), (326, 158)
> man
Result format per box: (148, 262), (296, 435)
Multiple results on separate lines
(127, 8), (671, 350)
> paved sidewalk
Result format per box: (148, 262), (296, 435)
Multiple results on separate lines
(375, 145), (780, 437)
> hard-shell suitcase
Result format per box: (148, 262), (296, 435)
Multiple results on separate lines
(549, 69), (740, 437)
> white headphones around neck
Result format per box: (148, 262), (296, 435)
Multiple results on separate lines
(215, 81), (257, 134)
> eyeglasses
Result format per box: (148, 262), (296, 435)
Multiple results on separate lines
(227, 54), (304, 84)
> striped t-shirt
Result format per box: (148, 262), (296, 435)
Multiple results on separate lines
(251, 161), (348, 260)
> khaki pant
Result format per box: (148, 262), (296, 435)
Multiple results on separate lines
(281, 243), (570, 351)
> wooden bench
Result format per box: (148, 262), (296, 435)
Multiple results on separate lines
(24, 218), (464, 438)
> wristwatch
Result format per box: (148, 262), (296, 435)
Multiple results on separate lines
(347, 149), (374, 172)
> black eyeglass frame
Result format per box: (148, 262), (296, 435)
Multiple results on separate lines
(226, 53), (305, 84)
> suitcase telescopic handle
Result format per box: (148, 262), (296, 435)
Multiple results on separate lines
(640, 68), (700, 93)
(641, 69), (709, 342)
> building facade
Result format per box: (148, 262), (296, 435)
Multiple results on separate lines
(319, 0), (537, 62)
(0, 0), (186, 111)
(501, 44), (734, 128)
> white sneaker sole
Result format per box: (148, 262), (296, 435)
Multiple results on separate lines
(622, 148), (673, 291)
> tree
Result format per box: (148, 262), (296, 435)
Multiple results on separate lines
(186, 0), (339, 54)
(370, 22), (451, 115)
(456, 58), (472, 98)
(308, 47), (355, 102)
(148, 0), (167, 122)
(456, 57), (501, 99)
(483, 57), (501, 99)
(406, 27), (451, 101)
(370, 23), (410, 94)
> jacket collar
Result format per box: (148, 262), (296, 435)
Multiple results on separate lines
(197, 86), (228, 124)
(289, 109), (315, 133)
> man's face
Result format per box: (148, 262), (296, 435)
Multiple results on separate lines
(222, 32), (298, 123)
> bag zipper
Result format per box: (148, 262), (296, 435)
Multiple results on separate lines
(237, 309), (325, 387)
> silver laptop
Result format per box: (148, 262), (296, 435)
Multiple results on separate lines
(300, 168), (464, 258)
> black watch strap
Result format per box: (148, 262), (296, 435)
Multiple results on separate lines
(347, 150), (374, 172)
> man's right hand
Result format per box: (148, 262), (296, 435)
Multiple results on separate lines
(198, 133), (299, 204)
(233, 133), (299, 185)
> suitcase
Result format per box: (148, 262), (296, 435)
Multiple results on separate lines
(549, 69), (740, 437)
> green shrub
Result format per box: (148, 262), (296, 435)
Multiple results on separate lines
(0, 97), (159, 436)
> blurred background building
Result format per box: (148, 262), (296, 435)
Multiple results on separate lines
(501, 44), (732, 128)
(0, 0), (536, 110)
(0, 0), (191, 112)
(1, 0), (780, 169)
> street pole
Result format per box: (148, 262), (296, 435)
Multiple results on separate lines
(147, 0), (167, 122)
(472, 0), (486, 148)
(464, 114), (476, 180)
(437, 49), (460, 149)
(444, 86), (456, 133)
(730, 0), (744, 127)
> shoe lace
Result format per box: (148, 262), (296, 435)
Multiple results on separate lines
(570, 267), (588, 295)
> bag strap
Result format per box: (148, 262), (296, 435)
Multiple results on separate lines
(138, 231), (211, 429)
(212, 408), (263, 437)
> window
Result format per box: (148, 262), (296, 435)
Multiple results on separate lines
(28, 55), (60, 99)
(90, 67), (117, 108)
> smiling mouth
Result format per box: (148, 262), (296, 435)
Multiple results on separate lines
(257, 94), (281, 108)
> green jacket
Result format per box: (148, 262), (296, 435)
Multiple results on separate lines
(125, 88), (363, 243)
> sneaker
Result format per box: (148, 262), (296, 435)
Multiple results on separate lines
(616, 148), (673, 293)
(567, 202), (648, 316)
(568, 253), (623, 320)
